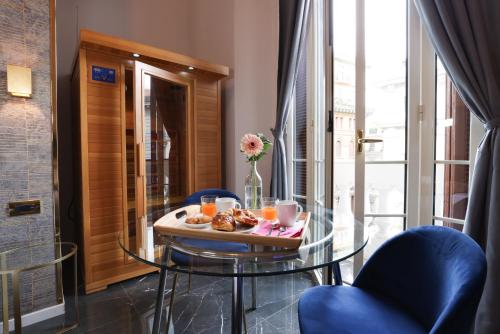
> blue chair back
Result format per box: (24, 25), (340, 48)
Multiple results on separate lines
(353, 226), (486, 333)
(184, 188), (240, 206)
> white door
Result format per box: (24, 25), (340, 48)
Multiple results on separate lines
(330, 0), (410, 281)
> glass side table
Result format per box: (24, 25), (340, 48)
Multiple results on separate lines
(119, 206), (368, 334)
(0, 242), (78, 333)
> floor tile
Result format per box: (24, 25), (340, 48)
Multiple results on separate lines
(23, 271), (316, 334)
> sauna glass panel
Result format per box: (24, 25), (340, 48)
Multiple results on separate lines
(144, 74), (187, 226)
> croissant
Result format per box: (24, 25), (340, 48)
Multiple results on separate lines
(232, 209), (259, 227)
(212, 213), (236, 232)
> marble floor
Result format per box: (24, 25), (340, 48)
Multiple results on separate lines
(24, 271), (316, 333)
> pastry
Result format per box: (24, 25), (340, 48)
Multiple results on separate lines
(201, 215), (212, 224)
(185, 217), (201, 224)
(212, 213), (236, 232)
(186, 215), (212, 224)
(222, 208), (235, 216)
(232, 209), (259, 227)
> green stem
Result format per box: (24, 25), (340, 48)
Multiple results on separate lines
(253, 179), (257, 209)
(251, 160), (258, 209)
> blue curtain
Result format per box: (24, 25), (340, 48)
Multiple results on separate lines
(415, 1), (500, 332)
(270, 0), (310, 199)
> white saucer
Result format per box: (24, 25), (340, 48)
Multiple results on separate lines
(182, 221), (211, 229)
(180, 214), (211, 229)
(236, 224), (258, 233)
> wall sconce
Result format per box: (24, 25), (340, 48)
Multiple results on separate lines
(7, 65), (32, 98)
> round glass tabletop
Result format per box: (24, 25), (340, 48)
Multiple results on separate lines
(119, 206), (368, 278)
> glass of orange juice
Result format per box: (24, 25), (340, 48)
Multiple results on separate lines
(201, 195), (218, 217)
(262, 197), (278, 221)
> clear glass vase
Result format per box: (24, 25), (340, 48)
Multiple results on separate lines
(244, 161), (262, 209)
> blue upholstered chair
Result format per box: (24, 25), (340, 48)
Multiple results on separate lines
(298, 226), (487, 334)
(166, 189), (250, 331)
(184, 188), (242, 205)
(171, 189), (248, 265)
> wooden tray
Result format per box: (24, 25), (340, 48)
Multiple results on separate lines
(153, 205), (312, 249)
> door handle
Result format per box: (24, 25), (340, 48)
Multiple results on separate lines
(357, 129), (383, 153)
(136, 143), (145, 177)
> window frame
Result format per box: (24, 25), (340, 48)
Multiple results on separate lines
(288, 0), (326, 209)
(417, 29), (484, 229)
(287, 0), (484, 256)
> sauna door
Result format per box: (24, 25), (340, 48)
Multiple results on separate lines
(132, 61), (192, 257)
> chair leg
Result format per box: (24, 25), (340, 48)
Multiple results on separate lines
(249, 245), (257, 311)
(165, 273), (178, 334)
(187, 272), (192, 293)
(250, 277), (257, 310)
(243, 304), (248, 334)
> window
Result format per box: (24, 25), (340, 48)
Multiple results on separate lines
(289, 0), (326, 211)
(291, 42), (308, 208)
(432, 59), (483, 230)
(330, 0), (408, 282)
(288, 0), (484, 284)
(336, 140), (342, 157)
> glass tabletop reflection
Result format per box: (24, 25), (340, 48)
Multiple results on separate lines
(119, 206), (368, 278)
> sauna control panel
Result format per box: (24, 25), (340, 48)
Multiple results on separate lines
(91, 65), (116, 83)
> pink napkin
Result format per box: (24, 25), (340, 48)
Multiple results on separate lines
(252, 220), (304, 238)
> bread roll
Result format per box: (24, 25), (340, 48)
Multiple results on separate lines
(201, 215), (212, 224)
(185, 217), (201, 225)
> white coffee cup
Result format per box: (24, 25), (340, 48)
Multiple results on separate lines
(216, 197), (241, 212)
(277, 200), (303, 227)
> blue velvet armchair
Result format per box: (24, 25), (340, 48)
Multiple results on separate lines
(298, 226), (487, 334)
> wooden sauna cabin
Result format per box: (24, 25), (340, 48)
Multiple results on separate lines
(72, 29), (228, 293)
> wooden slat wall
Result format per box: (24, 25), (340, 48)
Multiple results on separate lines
(82, 51), (153, 293)
(194, 78), (221, 190)
(76, 47), (224, 293)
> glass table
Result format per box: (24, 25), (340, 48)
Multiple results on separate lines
(119, 206), (367, 334)
(0, 242), (78, 333)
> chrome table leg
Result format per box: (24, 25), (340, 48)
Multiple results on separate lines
(231, 275), (244, 334)
(152, 248), (171, 334)
(165, 273), (178, 333)
(333, 262), (343, 285)
(326, 263), (333, 285)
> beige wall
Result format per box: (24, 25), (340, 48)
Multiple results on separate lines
(57, 0), (278, 220)
(233, 0), (278, 198)
(56, 0), (194, 242)
(187, 0), (237, 193)
(188, 0), (278, 199)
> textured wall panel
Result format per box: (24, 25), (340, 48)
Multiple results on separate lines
(0, 0), (57, 320)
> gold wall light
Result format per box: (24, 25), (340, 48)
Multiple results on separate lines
(7, 64), (32, 98)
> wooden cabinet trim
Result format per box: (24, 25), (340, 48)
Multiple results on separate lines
(79, 48), (92, 284)
(81, 29), (229, 77)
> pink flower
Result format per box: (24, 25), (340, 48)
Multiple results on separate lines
(240, 134), (264, 157)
